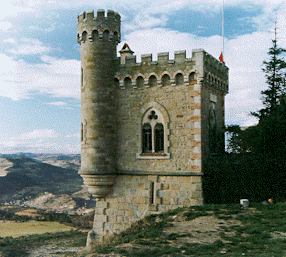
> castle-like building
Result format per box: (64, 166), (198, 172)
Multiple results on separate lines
(77, 9), (228, 245)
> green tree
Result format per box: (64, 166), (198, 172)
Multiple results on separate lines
(227, 31), (286, 154)
(225, 125), (243, 153)
(255, 28), (286, 117)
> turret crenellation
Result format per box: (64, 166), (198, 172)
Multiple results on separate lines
(77, 9), (121, 44)
(77, 9), (120, 23)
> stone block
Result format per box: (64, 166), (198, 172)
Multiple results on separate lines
(191, 190), (203, 199)
(94, 215), (107, 223)
(157, 190), (168, 198)
(132, 196), (145, 204)
(170, 184), (180, 191)
(158, 205), (167, 212)
(162, 198), (170, 205)
(191, 176), (202, 183)
(116, 216), (124, 223)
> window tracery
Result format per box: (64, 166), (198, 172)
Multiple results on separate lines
(137, 103), (170, 159)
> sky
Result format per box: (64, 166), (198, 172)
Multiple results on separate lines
(0, 0), (285, 154)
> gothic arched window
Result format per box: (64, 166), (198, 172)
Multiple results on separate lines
(142, 123), (152, 153)
(155, 123), (164, 152)
(137, 103), (170, 159)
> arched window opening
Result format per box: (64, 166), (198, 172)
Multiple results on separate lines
(142, 123), (152, 153)
(155, 123), (164, 152)
(175, 73), (184, 86)
(114, 78), (119, 87)
(161, 74), (170, 86)
(82, 31), (87, 42)
(124, 77), (132, 89)
(92, 30), (98, 41)
(113, 31), (118, 42)
(189, 72), (197, 84)
(136, 76), (144, 88)
(149, 75), (157, 87)
(103, 30), (109, 40)
(138, 103), (170, 159)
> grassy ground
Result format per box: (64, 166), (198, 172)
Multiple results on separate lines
(88, 203), (286, 257)
(0, 230), (87, 257)
(0, 205), (89, 256)
(2, 203), (286, 256)
(0, 220), (77, 238)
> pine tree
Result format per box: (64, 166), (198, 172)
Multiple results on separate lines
(257, 24), (286, 117)
(227, 23), (286, 154)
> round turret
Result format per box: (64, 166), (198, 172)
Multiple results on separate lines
(77, 9), (121, 198)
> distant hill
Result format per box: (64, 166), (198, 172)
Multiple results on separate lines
(0, 154), (83, 204)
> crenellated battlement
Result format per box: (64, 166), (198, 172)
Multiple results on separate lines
(116, 48), (229, 93)
(117, 50), (193, 67)
(77, 9), (121, 44)
(119, 49), (226, 71)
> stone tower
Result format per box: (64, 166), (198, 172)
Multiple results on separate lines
(77, 10), (121, 198)
(77, 9), (228, 246)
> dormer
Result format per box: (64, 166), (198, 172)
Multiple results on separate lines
(119, 43), (134, 64)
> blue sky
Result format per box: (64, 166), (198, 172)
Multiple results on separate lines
(0, 0), (285, 154)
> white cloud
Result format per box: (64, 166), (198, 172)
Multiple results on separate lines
(1, 0), (282, 22)
(0, 54), (80, 100)
(3, 38), (16, 44)
(9, 38), (51, 56)
(0, 21), (13, 32)
(46, 101), (67, 106)
(66, 134), (80, 138)
(0, 129), (80, 154)
(129, 13), (168, 30)
(15, 129), (58, 140)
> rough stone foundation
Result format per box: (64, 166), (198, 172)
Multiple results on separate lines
(87, 174), (203, 244)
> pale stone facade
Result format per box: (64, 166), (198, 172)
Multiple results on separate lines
(77, 9), (228, 245)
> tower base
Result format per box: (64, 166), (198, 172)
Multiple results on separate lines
(87, 173), (203, 245)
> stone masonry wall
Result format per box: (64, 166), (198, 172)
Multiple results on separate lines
(115, 49), (205, 174)
(93, 174), (203, 240)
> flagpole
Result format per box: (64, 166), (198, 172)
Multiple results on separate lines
(222, 0), (225, 57)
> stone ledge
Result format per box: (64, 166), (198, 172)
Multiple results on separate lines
(116, 170), (203, 176)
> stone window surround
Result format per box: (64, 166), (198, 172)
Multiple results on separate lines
(136, 101), (170, 160)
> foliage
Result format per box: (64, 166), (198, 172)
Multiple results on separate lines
(225, 125), (244, 153)
(226, 34), (286, 155)
(257, 36), (286, 116)
(203, 153), (286, 203)
(0, 230), (86, 257)
(91, 204), (286, 256)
